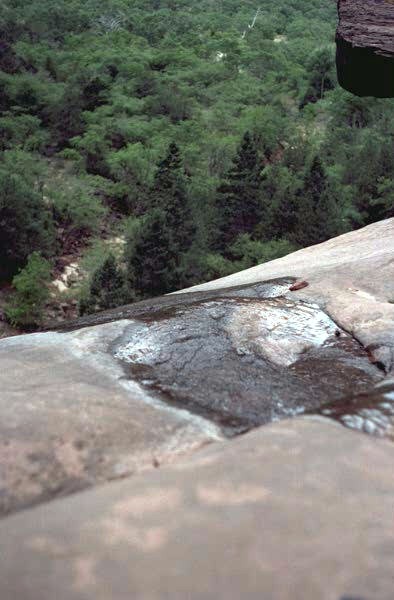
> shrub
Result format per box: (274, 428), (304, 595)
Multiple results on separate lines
(0, 154), (55, 281)
(229, 235), (297, 268)
(5, 252), (51, 329)
(52, 187), (106, 236)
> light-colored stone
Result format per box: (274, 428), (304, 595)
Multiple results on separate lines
(0, 320), (222, 516)
(1, 219), (394, 517)
(52, 279), (68, 293)
(1, 418), (394, 600)
(1, 219), (394, 600)
(179, 219), (394, 370)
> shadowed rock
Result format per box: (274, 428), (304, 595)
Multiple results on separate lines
(337, 0), (394, 97)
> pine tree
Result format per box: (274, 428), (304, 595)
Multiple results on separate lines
(293, 156), (341, 247)
(80, 254), (127, 315)
(127, 208), (176, 299)
(258, 164), (300, 242)
(215, 132), (262, 254)
(126, 143), (195, 299)
(151, 142), (194, 255)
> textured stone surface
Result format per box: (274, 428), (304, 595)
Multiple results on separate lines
(0, 277), (385, 517)
(0, 220), (393, 517)
(315, 381), (394, 438)
(180, 219), (394, 373)
(1, 219), (394, 600)
(113, 290), (381, 431)
(0, 321), (222, 517)
(336, 0), (394, 97)
(1, 418), (394, 600)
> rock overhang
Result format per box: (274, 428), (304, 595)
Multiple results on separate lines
(336, 0), (394, 97)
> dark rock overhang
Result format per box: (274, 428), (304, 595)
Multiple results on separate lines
(336, 0), (394, 97)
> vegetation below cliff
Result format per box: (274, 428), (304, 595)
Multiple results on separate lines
(1, 0), (393, 330)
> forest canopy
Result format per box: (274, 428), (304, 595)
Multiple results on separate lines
(0, 0), (393, 326)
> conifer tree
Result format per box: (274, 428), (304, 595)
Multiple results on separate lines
(258, 164), (300, 241)
(0, 167), (55, 281)
(151, 142), (194, 255)
(126, 143), (195, 299)
(215, 132), (262, 254)
(127, 208), (175, 299)
(293, 156), (341, 247)
(80, 254), (126, 315)
(6, 252), (51, 329)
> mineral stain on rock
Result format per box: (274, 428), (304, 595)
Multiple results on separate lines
(113, 281), (383, 435)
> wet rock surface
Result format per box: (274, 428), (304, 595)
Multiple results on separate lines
(112, 282), (382, 434)
(315, 382), (394, 440)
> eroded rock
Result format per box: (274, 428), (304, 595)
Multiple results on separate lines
(179, 219), (394, 373)
(315, 382), (394, 439)
(0, 277), (385, 517)
(113, 289), (381, 432)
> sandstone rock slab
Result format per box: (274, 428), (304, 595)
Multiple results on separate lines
(1, 278), (385, 516)
(0, 321), (221, 517)
(1, 221), (392, 516)
(1, 418), (394, 600)
(180, 219), (394, 373)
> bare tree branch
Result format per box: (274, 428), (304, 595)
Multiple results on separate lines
(241, 7), (261, 40)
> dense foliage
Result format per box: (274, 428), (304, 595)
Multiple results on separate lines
(5, 252), (51, 328)
(1, 0), (393, 321)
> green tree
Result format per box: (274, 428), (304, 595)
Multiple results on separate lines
(126, 142), (195, 298)
(258, 164), (301, 241)
(151, 142), (194, 255)
(79, 254), (127, 315)
(127, 208), (176, 298)
(372, 177), (394, 221)
(0, 155), (55, 281)
(215, 132), (262, 254)
(230, 235), (297, 269)
(5, 252), (51, 329)
(293, 156), (341, 247)
(2, 0), (392, 312)
(300, 46), (336, 108)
